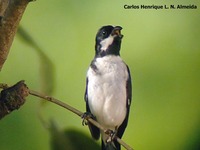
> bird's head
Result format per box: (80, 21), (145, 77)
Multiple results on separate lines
(95, 25), (123, 57)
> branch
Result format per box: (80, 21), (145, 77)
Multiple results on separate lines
(0, 0), (33, 71)
(30, 91), (134, 150)
(0, 81), (133, 150)
(0, 80), (29, 119)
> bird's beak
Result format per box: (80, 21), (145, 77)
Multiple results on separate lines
(111, 26), (123, 38)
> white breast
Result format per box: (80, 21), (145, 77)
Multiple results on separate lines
(87, 55), (128, 130)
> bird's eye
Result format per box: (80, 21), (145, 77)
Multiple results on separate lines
(102, 31), (107, 36)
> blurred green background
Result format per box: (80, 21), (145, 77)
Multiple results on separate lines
(0, 0), (200, 150)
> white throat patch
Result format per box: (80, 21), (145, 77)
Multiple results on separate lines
(100, 35), (114, 51)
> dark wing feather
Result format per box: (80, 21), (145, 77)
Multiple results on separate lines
(117, 65), (132, 139)
(85, 77), (100, 140)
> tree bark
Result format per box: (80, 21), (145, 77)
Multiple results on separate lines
(0, 0), (32, 70)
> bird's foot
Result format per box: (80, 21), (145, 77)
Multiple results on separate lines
(105, 129), (117, 143)
(81, 112), (94, 126)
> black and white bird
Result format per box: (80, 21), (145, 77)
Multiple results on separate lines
(84, 25), (132, 150)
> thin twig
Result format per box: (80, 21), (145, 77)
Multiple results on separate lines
(0, 83), (133, 150)
(29, 90), (82, 116)
(29, 90), (133, 150)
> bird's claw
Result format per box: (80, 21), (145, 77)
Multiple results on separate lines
(81, 112), (94, 126)
(105, 129), (117, 143)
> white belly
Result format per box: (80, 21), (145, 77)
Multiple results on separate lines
(87, 56), (128, 129)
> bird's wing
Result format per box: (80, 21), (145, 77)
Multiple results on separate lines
(84, 77), (100, 140)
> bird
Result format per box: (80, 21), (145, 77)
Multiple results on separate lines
(84, 25), (132, 150)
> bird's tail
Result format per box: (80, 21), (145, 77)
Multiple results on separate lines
(101, 140), (120, 150)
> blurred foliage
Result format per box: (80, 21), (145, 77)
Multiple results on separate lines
(49, 120), (100, 150)
(17, 26), (55, 95)
(0, 0), (200, 150)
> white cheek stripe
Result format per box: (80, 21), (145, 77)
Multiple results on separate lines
(100, 36), (114, 51)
